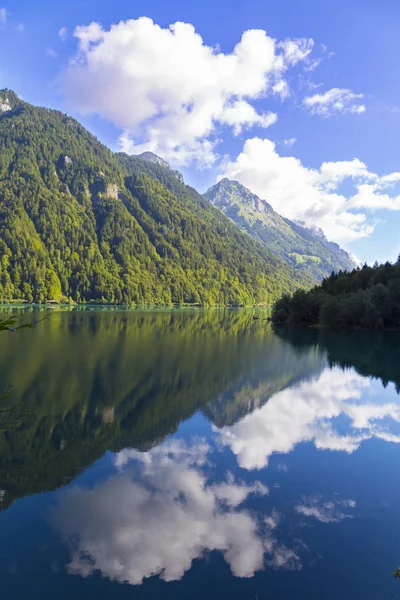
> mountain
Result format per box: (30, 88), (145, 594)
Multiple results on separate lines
(0, 89), (305, 306)
(135, 151), (184, 183)
(136, 151), (172, 170)
(204, 178), (355, 281)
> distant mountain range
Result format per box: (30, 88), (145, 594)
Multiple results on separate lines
(0, 88), (353, 305)
(204, 178), (355, 282)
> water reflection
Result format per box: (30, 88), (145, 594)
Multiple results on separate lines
(50, 353), (400, 589)
(214, 367), (400, 469)
(1, 311), (400, 598)
(0, 310), (324, 508)
(53, 439), (305, 585)
(274, 326), (400, 391)
(54, 441), (263, 582)
(294, 495), (356, 523)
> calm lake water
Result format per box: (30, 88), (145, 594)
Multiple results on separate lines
(1, 309), (400, 599)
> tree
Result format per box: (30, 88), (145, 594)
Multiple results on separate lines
(272, 260), (400, 330)
(0, 89), (305, 307)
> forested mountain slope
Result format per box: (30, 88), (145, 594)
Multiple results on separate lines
(0, 89), (305, 305)
(204, 178), (355, 281)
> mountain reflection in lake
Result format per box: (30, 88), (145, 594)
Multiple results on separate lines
(0, 310), (399, 599)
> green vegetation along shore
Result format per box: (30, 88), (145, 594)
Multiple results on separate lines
(272, 259), (400, 330)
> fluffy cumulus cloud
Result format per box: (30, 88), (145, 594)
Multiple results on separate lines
(214, 367), (400, 470)
(53, 440), (276, 585)
(219, 137), (400, 243)
(61, 18), (314, 166)
(0, 7), (7, 25)
(303, 88), (366, 117)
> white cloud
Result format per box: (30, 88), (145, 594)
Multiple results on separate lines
(304, 58), (321, 72)
(59, 26), (68, 41)
(0, 7), (7, 24)
(219, 137), (400, 243)
(320, 44), (335, 59)
(61, 18), (314, 166)
(278, 38), (314, 65)
(282, 137), (297, 147)
(212, 475), (269, 506)
(304, 88), (366, 117)
(298, 75), (324, 91)
(319, 158), (371, 189)
(278, 38), (321, 73)
(264, 509), (281, 529)
(214, 367), (400, 470)
(221, 101), (277, 135)
(349, 183), (400, 211)
(272, 79), (290, 100)
(118, 131), (218, 167)
(53, 440), (271, 585)
(295, 495), (356, 523)
(266, 545), (301, 570)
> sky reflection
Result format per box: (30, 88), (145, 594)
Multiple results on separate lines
(51, 358), (400, 590)
(214, 367), (400, 470)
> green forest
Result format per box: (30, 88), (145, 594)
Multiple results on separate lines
(0, 89), (306, 307)
(272, 258), (400, 329)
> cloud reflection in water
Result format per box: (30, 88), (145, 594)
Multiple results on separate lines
(52, 366), (400, 587)
(53, 440), (288, 585)
(214, 368), (400, 470)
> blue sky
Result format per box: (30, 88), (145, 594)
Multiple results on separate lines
(1, 0), (400, 262)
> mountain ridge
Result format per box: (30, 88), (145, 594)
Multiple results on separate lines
(204, 178), (355, 281)
(135, 151), (184, 183)
(0, 89), (305, 305)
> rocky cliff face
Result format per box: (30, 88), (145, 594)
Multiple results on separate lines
(0, 98), (11, 113)
(206, 178), (274, 215)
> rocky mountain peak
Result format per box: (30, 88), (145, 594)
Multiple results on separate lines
(136, 151), (184, 183)
(203, 177), (355, 281)
(204, 178), (273, 215)
(136, 151), (172, 170)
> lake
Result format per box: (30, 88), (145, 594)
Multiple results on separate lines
(0, 309), (400, 599)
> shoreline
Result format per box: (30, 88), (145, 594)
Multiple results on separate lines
(0, 302), (271, 310)
(272, 322), (400, 333)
